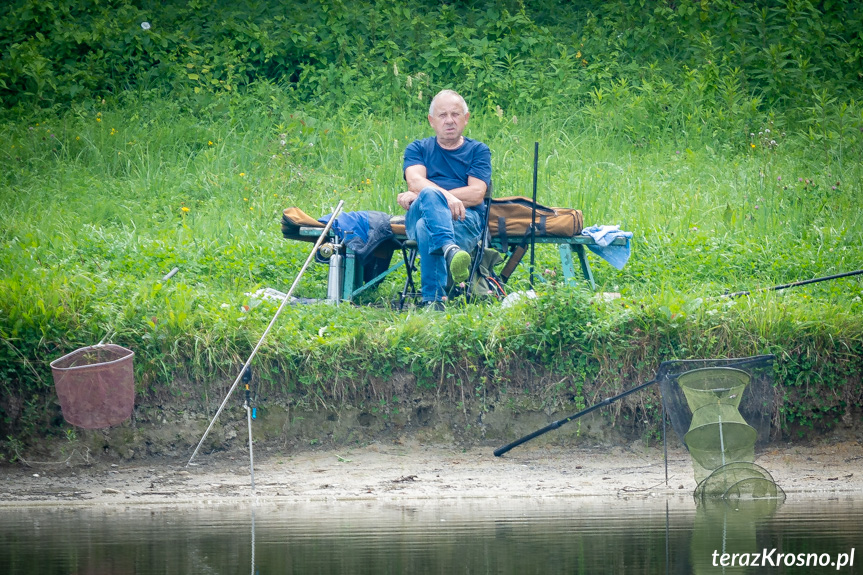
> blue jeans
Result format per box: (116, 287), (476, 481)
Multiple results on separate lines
(406, 188), (482, 302)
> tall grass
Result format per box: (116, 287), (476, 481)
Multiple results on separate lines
(1, 86), (862, 445)
(3, 88), (861, 292)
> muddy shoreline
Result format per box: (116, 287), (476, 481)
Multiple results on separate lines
(4, 383), (862, 507)
(2, 435), (861, 507)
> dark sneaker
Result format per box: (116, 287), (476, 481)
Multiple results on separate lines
(444, 244), (471, 285)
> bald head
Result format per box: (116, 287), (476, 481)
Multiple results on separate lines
(429, 90), (468, 117)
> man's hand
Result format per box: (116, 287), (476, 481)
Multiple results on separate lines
(444, 191), (466, 221)
(397, 191), (418, 211)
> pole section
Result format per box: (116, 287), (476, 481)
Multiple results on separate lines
(187, 201), (345, 466)
(529, 142), (538, 288)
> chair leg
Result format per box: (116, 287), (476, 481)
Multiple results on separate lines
(465, 243), (483, 304)
(398, 242), (420, 310)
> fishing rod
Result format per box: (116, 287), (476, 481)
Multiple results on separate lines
(494, 376), (661, 457)
(493, 354), (775, 457)
(242, 365), (256, 491)
(94, 267), (180, 347)
(187, 200), (346, 481)
(723, 269), (863, 298)
(529, 141), (538, 288)
(162, 267), (179, 282)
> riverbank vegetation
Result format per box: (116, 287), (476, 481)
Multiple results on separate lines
(1, 0), (862, 455)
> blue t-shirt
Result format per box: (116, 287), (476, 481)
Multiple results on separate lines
(403, 136), (492, 191)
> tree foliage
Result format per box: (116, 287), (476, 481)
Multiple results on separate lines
(2, 0), (861, 115)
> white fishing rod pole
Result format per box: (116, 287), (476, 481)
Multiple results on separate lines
(187, 200), (346, 473)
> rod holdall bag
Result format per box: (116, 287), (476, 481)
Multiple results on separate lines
(488, 196), (584, 251)
(281, 207), (324, 241)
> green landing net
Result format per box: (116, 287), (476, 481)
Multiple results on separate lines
(658, 357), (784, 501)
(694, 462), (786, 502)
(686, 403), (757, 482)
(681, 368), (758, 483)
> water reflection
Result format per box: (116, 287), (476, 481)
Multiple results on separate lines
(690, 498), (783, 574)
(0, 497), (860, 574)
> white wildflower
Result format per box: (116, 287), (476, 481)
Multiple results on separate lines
(141, 22), (151, 30)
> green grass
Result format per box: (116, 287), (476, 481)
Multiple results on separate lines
(1, 90), (862, 443)
(4, 94), (860, 296)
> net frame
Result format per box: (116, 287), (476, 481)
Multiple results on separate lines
(50, 344), (135, 429)
(677, 367), (750, 410)
(694, 461), (785, 501)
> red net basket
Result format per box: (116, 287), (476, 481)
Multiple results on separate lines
(50, 344), (135, 429)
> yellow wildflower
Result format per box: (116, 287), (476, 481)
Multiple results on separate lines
(208, 141), (213, 146)
(751, 143), (756, 148)
(181, 206), (190, 213)
(240, 172), (245, 177)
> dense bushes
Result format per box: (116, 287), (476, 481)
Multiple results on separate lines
(3, 1), (862, 116)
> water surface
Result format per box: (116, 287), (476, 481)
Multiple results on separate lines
(1, 496), (860, 574)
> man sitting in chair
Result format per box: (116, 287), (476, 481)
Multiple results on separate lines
(398, 89), (491, 308)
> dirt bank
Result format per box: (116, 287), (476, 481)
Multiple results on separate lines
(2, 435), (861, 507)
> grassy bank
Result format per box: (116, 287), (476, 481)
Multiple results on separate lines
(1, 88), (862, 456)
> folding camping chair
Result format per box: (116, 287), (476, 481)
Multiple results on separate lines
(398, 183), (498, 309)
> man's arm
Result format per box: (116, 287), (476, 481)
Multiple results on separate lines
(400, 165), (486, 220)
(445, 176), (486, 207)
(404, 164), (443, 196)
